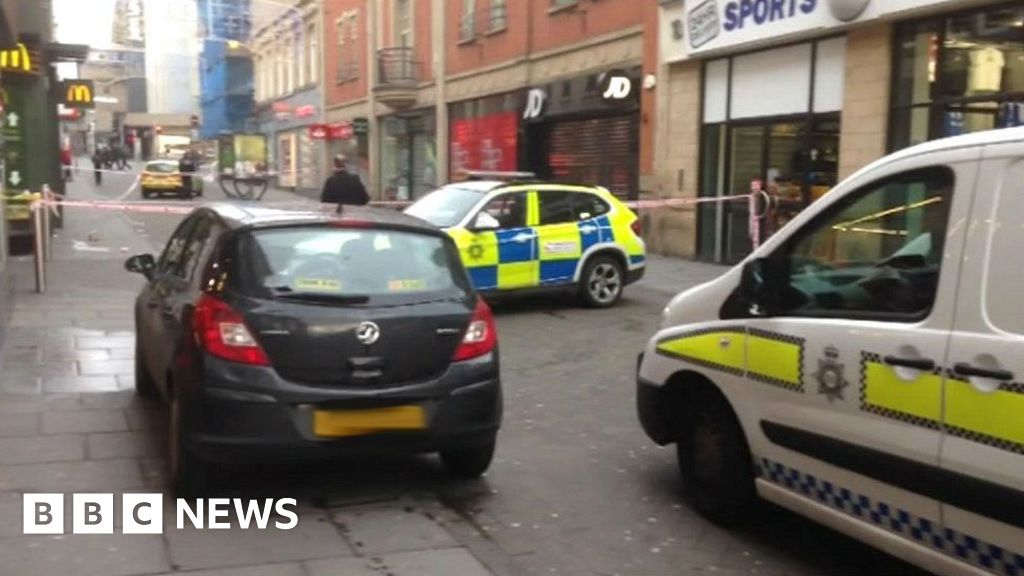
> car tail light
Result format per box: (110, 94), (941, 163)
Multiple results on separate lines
(193, 294), (270, 366)
(631, 218), (643, 236)
(453, 298), (498, 362)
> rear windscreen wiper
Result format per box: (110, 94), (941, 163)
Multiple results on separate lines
(273, 292), (370, 305)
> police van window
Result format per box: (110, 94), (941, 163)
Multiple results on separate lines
(985, 159), (1024, 335)
(539, 190), (576, 225)
(779, 167), (954, 319)
(481, 192), (528, 229)
(573, 193), (610, 221)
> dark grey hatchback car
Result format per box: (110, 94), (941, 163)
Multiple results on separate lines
(125, 204), (502, 494)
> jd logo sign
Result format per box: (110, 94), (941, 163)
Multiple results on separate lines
(522, 88), (547, 120)
(59, 81), (96, 109)
(600, 70), (635, 103)
(828, 0), (870, 22)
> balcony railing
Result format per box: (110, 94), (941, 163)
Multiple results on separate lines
(376, 47), (418, 88)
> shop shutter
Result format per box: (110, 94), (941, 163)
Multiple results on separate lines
(547, 114), (639, 200)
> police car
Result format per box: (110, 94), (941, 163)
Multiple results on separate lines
(406, 173), (645, 307)
(637, 128), (1024, 576)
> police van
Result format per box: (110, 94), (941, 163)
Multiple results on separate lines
(636, 128), (1024, 576)
(406, 173), (646, 307)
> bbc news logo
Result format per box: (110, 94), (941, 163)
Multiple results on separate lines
(23, 494), (298, 534)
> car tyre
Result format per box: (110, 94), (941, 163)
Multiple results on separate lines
(440, 441), (495, 479)
(579, 255), (624, 308)
(676, 390), (755, 525)
(169, 393), (212, 497)
(141, 187), (152, 199)
(133, 339), (159, 400)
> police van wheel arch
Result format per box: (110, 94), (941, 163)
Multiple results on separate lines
(578, 253), (625, 308)
(675, 382), (757, 524)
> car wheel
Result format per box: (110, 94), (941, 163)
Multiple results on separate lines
(133, 338), (158, 400)
(177, 187), (190, 200)
(676, 390), (755, 525)
(141, 187), (152, 199)
(579, 255), (624, 308)
(169, 393), (212, 497)
(440, 441), (495, 479)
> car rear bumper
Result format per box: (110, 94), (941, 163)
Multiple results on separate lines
(180, 353), (502, 462)
(626, 264), (645, 286)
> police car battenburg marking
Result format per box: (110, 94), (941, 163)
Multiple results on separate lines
(859, 352), (943, 431)
(757, 457), (1024, 576)
(655, 328), (805, 393)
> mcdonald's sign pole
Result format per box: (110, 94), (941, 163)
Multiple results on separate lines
(58, 81), (95, 109)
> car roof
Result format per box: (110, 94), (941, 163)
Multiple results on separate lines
(439, 180), (606, 194)
(203, 203), (444, 235)
(850, 126), (1024, 180)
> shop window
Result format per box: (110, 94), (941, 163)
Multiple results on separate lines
(891, 5), (1024, 151)
(778, 167), (954, 320)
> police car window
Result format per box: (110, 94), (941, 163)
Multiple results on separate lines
(780, 167), (953, 319)
(573, 194), (610, 221)
(482, 193), (528, 229)
(539, 191), (576, 225)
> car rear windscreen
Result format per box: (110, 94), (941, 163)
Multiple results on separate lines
(146, 163), (177, 173)
(232, 226), (469, 303)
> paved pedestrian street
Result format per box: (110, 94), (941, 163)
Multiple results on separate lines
(0, 177), (926, 576)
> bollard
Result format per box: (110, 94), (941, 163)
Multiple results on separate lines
(33, 204), (45, 294)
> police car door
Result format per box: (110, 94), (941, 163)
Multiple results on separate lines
(937, 146), (1024, 572)
(535, 188), (583, 286)
(743, 159), (973, 551)
(464, 191), (538, 291)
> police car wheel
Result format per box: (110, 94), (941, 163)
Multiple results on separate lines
(676, 391), (755, 524)
(440, 441), (495, 479)
(580, 255), (624, 308)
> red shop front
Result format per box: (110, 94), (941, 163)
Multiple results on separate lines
(448, 92), (521, 175)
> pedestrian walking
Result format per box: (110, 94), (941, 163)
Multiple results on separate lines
(179, 147), (199, 197)
(60, 147), (73, 182)
(320, 155), (369, 209)
(91, 150), (103, 185)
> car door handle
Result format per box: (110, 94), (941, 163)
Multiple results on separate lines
(953, 363), (1014, 382)
(883, 356), (936, 371)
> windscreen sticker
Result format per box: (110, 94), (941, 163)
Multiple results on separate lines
(388, 279), (427, 291)
(294, 278), (343, 292)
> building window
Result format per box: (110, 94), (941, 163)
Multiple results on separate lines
(890, 4), (1024, 152)
(489, 0), (507, 31)
(550, 0), (578, 10)
(307, 23), (318, 84)
(460, 0), (477, 42)
(395, 0), (412, 47)
(336, 11), (359, 82)
(295, 30), (306, 87)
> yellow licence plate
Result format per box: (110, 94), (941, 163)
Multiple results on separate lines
(313, 406), (426, 437)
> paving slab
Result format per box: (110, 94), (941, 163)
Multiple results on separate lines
(154, 564), (307, 576)
(380, 548), (494, 576)
(87, 431), (160, 460)
(303, 556), (385, 576)
(0, 412), (39, 437)
(165, 508), (353, 571)
(78, 359), (134, 376)
(332, 505), (458, 556)
(0, 458), (144, 492)
(41, 409), (127, 434)
(0, 534), (169, 576)
(0, 434), (85, 465)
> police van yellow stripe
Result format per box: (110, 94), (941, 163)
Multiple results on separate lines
(655, 328), (804, 392)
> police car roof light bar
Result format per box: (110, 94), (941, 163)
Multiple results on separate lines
(460, 170), (537, 182)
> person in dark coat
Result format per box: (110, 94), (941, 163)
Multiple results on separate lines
(179, 147), (199, 196)
(320, 155), (369, 208)
(91, 150), (103, 185)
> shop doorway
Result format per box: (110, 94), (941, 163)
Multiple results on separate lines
(717, 115), (840, 263)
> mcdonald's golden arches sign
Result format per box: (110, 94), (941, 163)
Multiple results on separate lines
(0, 43), (41, 75)
(59, 81), (96, 109)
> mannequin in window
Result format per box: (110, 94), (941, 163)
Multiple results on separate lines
(968, 46), (1005, 94)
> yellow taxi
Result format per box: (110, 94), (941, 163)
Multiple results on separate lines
(406, 173), (645, 307)
(141, 160), (202, 199)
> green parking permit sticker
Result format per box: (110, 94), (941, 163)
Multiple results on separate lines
(294, 278), (342, 292)
(388, 279), (426, 292)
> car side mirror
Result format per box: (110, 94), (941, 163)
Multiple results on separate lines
(125, 254), (156, 280)
(740, 257), (781, 317)
(469, 212), (500, 232)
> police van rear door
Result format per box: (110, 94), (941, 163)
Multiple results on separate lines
(740, 152), (976, 549)
(937, 144), (1024, 570)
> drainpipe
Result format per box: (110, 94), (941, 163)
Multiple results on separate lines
(433, 0), (447, 185)
(367, 0), (380, 199)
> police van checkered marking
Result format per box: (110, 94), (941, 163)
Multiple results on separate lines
(757, 458), (1024, 576)
(655, 328), (805, 392)
(858, 352), (943, 430)
(655, 326), (747, 377)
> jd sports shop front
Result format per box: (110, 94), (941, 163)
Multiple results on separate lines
(520, 69), (641, 201)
